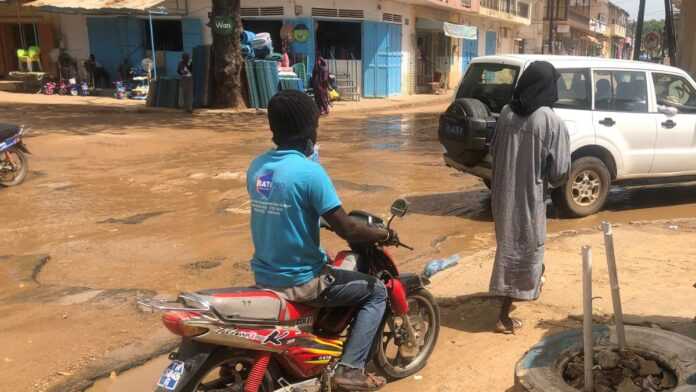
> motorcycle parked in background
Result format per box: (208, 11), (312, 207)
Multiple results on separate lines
(0, 124), (30, 187)
(141, 199), (440, 392)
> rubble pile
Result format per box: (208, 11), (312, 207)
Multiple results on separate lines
(563, 347), (677, 392)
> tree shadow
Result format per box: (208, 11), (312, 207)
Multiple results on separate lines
(604, 182), (696, 213)
(437, 292), (504, 333)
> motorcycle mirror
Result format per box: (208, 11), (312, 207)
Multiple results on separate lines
(390, 199), (409, 218)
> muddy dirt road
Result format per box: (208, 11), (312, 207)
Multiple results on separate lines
(1, 94), (696, 391)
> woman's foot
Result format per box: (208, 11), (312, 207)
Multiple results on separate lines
(494, 318), (523, 334)
(333, 365), (386, 391)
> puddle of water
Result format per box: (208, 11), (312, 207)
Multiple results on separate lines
(87, 355), (169, 392)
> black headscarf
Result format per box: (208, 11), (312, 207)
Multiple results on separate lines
(509, 61), (561, 117)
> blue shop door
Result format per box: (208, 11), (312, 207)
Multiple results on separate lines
(461, 35), (478, 73)
(88, 17), (145, 81)
(117, 17), (145, 74)
(87, 17), (122, 81)
(387, 23), (402, 96)
(485, 31), (497, 55)
(182, 18), (203, 56)
(363, 22), (402, 97)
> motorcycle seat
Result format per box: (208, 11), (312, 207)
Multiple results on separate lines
(0, 124), (20, 142)
(193, 287), (313, 324)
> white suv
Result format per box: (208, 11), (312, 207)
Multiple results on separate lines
(439, 55), (696, 217)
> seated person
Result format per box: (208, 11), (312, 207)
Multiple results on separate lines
(247, 90), (394, 391)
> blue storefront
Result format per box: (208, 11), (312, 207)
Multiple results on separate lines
(243, 11), (403, 98)
(86, 16), (202, 81)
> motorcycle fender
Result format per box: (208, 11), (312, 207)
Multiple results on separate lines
(399, 273), (427, 295)
(154, 339), (217, 392)
(15, 142), (30, 154)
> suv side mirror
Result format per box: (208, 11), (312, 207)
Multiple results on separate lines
(658, 105), (678, 117)
(390, 199), (409, 218)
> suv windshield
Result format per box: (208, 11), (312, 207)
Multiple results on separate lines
(456, 63), (520, 113)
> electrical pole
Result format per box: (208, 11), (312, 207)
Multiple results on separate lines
(664, 0), (677, 65)
(547, 0), (555, 54)
(633, 0), (646, 60)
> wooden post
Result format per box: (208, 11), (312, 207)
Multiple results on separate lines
(633, 0), (646, 60)
(547, 0), (556, 54)
(582, 245), (594, 392)
(602, 222), (626, 351)
(664, 0), (677, 65)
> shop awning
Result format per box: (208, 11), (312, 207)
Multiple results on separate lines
(25, 0), (166, 12)
(584, 35), (600, 45)
(415, 19), (477, 40)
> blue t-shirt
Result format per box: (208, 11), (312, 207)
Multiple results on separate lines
(247, 149), (341, 288)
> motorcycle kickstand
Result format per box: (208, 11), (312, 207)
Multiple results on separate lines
(321, 363), (338, 392)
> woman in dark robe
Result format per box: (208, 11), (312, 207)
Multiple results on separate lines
(311, 56), (330, 115)
(489, 61), (571, 334)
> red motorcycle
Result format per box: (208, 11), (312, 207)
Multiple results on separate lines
(141, 199), (440, 392)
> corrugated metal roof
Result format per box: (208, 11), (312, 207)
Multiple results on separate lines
(25, 0), (166, 11)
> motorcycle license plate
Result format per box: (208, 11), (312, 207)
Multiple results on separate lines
(157, 360), (185, 391)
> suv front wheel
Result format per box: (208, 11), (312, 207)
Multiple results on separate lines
(552, 156), (611, 217)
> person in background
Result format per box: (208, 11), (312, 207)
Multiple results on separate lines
(488, 61), (571, 334)
(311, 56), (331, 115)
(280, 40), (290, 68)
(85, 54), (109, 89)
(177, 53), (193, 113)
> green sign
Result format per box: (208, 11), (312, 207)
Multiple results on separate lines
(213, 16), (234, 35)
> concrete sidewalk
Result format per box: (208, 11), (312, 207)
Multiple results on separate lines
(0, 91), (452, 116)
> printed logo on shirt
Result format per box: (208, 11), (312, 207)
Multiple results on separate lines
(255, 172), (274, 198)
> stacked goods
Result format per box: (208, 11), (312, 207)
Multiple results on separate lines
(240, 30), (256, 59)
(253, 60), (279, 108)
(192, 45), (212, 108)
(251, 33), (273, 59)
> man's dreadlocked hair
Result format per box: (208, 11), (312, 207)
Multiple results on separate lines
(267, 90), (319, 148)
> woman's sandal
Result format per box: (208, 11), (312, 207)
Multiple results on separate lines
(495, 318), (523, 334)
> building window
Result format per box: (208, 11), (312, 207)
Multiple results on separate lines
(594, 70), (649, 113)
(146, 20), (183, 51)
(518, 2), (530, 18)
(461, 0), (472, 7)
(556, 69), (591, 110)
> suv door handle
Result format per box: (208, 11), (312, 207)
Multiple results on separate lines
(661, 120), (677, 129)
(599, 117), (616, 127)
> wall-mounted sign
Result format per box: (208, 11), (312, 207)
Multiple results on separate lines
(293, 24), (310, 43)
(213, 16), (234, 35)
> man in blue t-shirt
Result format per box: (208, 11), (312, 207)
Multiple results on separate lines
(247, 90), (393, 391)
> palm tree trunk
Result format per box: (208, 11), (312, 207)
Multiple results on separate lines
(210, 0), (245, 108)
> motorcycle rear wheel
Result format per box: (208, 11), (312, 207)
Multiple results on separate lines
(374, 288), (440, 380)
(177, 350), (276, 392)
(0, 148), (28, 187)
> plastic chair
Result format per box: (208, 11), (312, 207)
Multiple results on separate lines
(16, 49), (29, 72)
(292, 63), (308, 90)
(27, 46), (43, 71)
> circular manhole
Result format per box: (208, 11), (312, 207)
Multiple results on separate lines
(515, 326), (696, 392)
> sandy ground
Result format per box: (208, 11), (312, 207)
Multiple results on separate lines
(1, 91), (695, 391)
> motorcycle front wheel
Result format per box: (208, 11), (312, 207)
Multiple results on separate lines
(177, 350), (276, 392)
(374, 288), (440, 379)
(0, 148), (28, 187)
